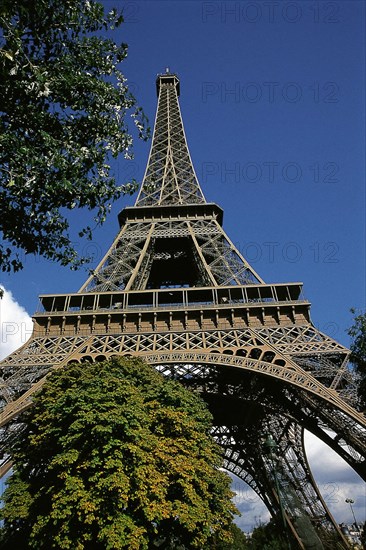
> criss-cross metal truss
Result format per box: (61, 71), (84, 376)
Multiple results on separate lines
(1, 71), (365, 549)
(135, 72), (205, 206)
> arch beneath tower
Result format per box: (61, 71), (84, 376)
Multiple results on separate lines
(146, 357), (360, 549)
(142, 354), (365, 477)
(164, 361), (362, 465)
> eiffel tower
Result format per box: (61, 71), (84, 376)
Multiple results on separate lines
(1, 71), (365, 549)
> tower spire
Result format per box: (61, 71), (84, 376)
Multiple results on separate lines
(135, 71), (206, 206)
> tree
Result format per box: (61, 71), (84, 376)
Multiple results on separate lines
(348, 309), (366, 408)
(0, 357), (237, 549)
(208, 521), (249, 549)
(248, 519), (290, 550)
(0, 0), (149, 273)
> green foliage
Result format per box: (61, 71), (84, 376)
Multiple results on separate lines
(207, 518), (292, 550)
(248, 519), (290, 550)
(0, 357), (236, 549)
(348, 309), (366, 408)
(209, 509), (331, 549)
(0, 0), (149, 272)
(207, 521), (249, 549)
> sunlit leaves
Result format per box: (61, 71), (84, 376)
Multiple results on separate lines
(0, 0), (149, 272)
(348, 308), (366, 408)
(0, 357), (236, 548)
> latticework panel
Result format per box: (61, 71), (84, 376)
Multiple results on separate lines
(63, 325), (345, 358)
(136, 76), (205, 206)
(253, 325), (347, 354)
(188, 219), (263, 286)
(0, 336), (90, 409)
(81, 216), (264, 292)
(80, 221), (155, 292)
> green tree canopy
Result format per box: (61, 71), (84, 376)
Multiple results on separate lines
(0, 0), (149, 272)
(0, 357), (237, 549)
(248, 519), (290, 550)
(348, 308), (366, 408)
(208, 521), (249, 549)
(208, 518), (293, 550)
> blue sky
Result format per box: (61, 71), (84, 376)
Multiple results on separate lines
(1, 0), (365, 534)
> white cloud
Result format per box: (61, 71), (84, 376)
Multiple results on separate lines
(230, 473), (270, 533)
(304, 431), (365, 527)
(0, 286), (33, 361)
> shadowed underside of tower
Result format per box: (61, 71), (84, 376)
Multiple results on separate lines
(0, 71), (365, 550)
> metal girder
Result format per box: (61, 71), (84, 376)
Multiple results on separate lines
(80, 216), (263, 293)
(135, 73), (205, 206)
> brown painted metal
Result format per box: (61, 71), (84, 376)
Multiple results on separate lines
(1, 72), (364, 549)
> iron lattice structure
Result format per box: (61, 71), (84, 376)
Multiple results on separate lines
(1, 72), (365, 549)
